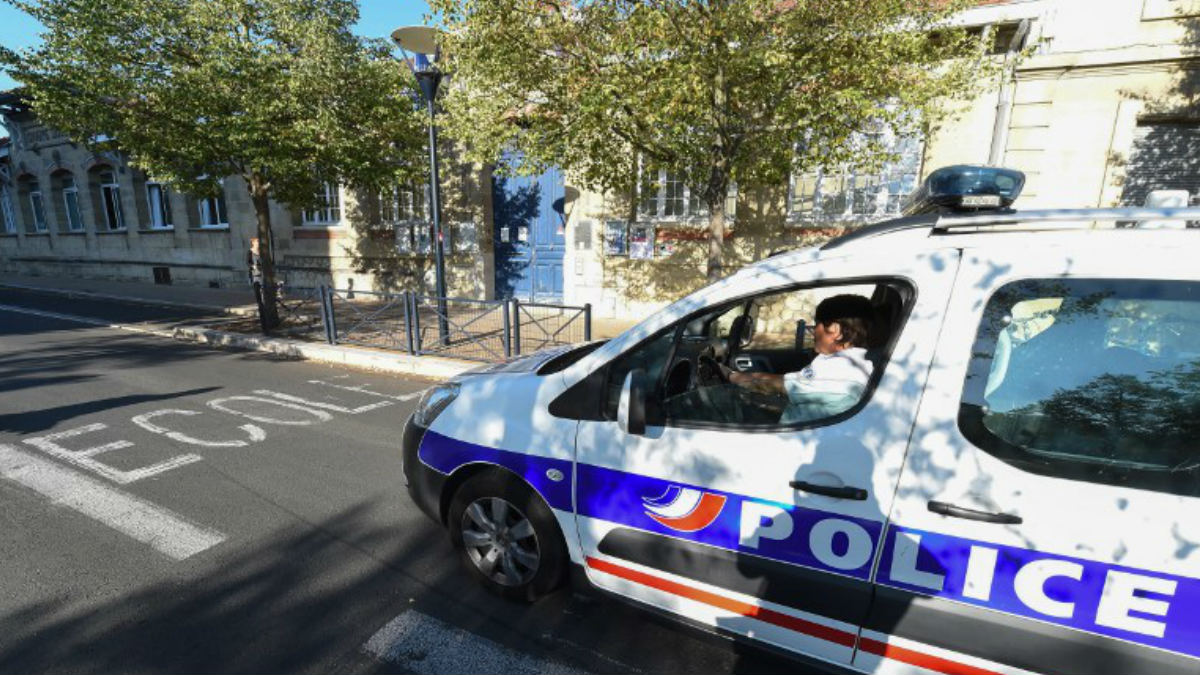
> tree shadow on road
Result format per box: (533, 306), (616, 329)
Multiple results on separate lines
(0, 499), (797, 674)
(0, 387), (221, 434)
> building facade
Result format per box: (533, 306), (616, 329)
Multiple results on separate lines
(0, 93), (494, 298)
(556, 0), (1200, 317)
(3, 0), (1199, 319)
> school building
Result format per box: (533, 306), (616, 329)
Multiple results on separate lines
(2, 0), (1199, 318)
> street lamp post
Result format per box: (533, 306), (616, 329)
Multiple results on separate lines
(392, 25), (450, 346)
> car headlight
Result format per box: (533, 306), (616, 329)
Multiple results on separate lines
(413, 382), (460, 427)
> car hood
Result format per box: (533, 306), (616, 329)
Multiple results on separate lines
(457, 343), (581, 377)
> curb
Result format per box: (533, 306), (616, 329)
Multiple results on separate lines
(0, 281), (259, 317)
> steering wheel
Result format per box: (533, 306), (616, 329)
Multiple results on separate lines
(695, 347), (728, 387)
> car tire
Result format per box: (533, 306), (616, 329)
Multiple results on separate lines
(447, 471), (567, 602)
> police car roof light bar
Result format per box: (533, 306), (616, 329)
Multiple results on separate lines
(902, 165), (1026, 216)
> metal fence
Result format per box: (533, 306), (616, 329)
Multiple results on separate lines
(273, 286), (592, 363)
(271, 285), (326, 340)
(411, 294), (511, 362)
(324, 288), (411, 351)
(511, 298), (591, 355)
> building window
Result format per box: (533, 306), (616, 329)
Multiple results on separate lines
(302, 181), (341, 225)
(1, 182), (14, 234)
(146, 182), (174, 229)
(1119, 122), (1200, 208)
(381, 181), (428, 224)
(61, 175), (83, 232)
(99, 170), (125, 230)
(28, 179), (47, 232)
(788, 127), (923, 225)
(381, 181), (430, 255)
(198, 183), (228, 228)
(639, 166), (704, 220)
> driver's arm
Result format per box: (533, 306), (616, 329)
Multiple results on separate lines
(723, 367), (786, 395)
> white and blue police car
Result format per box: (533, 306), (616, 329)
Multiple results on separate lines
(402, 165), (1200, 675)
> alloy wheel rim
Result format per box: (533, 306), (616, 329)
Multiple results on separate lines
(461, 497), (540, 586)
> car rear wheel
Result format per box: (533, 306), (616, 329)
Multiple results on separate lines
(447, 471), (567, 602)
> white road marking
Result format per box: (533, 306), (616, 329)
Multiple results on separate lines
(0, 303), (171, 337)
(253, 389), (394, 414)
(0, 303), (115, 327)
(23, 423), (202, 484)
(363, 610), (585, 675)
(307, 379), (426, 402)
(132, 409), (267, 448)
(206, 395), (333, 425)
(0, 443), (225, 560)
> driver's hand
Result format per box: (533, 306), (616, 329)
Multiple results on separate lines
(718, 363), (734, 381)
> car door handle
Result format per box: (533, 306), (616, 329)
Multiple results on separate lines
(790, 481), (868, 501)
(928, 500), (1022, 525)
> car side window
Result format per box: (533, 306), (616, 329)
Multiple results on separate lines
(600, 281), (900, 429)
(602, 327), (676, 421)
(959, 278), (1200, 497)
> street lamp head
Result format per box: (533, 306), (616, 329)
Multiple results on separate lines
(392, 25), (440, 68)
(392, 25), (443, 104)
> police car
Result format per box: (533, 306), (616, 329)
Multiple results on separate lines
(401, 165), (1200, 675)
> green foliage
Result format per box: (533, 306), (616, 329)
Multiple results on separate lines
(1, 0), (425, 205)
(429, 0), (996, 277)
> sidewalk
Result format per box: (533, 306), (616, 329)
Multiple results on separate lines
(0, 276), (640, 378)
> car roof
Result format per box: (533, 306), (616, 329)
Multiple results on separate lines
(754, 208), (1200, 273)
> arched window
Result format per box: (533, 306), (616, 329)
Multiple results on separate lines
(198, 180), (228, 228)
(17, 175), (47, 233)
(88, 166), (126, 231)
(51, 171), (84, 232)
(145, 181), (174, 229)
(0, 179), (14, 234)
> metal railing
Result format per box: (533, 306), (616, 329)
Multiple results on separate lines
(410, 294), (511, 362)
(286, 285), (592, 363)
(270, 285), (327, 340)
(510, 298), (591, 356)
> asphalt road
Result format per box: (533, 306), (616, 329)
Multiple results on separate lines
(0, 289), (797, 674)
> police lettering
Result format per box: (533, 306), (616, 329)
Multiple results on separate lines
(737, 503), (1177, 640)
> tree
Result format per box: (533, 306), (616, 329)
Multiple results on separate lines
(429, 0), (992, 281)
(1, 0), (426, 328)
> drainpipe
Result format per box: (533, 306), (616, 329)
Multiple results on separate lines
(988, 19), (1032, 166)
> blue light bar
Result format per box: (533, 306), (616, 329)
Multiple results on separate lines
(902, 165), (1025, 216)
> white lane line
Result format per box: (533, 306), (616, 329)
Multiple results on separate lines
(363, 610), (585, 675)
(307, 379), (426, 401)
(0, 303), (171, 336)
(0, 443), (226, 560)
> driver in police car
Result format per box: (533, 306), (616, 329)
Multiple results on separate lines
(718, 294), (875, 424)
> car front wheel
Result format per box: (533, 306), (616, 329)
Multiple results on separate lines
(447, 471), (567, 601)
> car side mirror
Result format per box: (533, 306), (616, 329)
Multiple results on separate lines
(618, 369), (647, 436)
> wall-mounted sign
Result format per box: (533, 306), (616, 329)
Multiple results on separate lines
(455, 221), (476, 253)
(604, 220), (627, 255)
(629, 224), (654, 260)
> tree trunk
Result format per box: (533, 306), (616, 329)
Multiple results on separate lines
(249, 175), (280, 332)
(706, 60), (729, 283)
(705, 184), (727, 282)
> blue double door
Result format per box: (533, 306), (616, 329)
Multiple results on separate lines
(492, 165), (566, 302)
